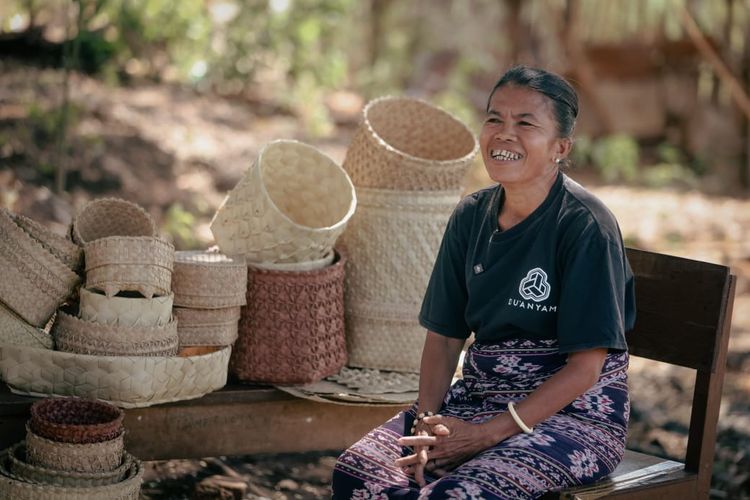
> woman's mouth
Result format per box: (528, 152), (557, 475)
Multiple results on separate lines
(490, 149), (523, 161)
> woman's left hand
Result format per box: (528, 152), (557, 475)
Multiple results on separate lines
(396, 415), (492, 476)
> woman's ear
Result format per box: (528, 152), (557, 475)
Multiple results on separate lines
(556, 137), (573, 160)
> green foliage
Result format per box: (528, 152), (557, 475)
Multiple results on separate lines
(162, 203), (198, 249)
(591, 134), (640, 183)
(641, 163), (698, 189)
(569, 135), (593, 167)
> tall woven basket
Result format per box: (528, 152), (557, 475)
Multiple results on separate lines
(339, 188), (460, 372)
(210, 140), (356, 264)
(230, 251), (347, 384)
(342, 96), (478, 191)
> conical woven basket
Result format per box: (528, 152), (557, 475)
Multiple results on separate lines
(0, 446), (142, 500)
(210, 140), (356, 264)
(79, 288), (173, 327)
(10, 213), (82, 272)
(342, 96), (479, 191)
(84, 236), (174, 298)
(53, 310), (178, 357)
(0, 209), (80, 327)
(230, 250), (347, 384)
(8, 442), (134, 487)
(30, 397), (124, 444)
(0, 302), (54, 349)
(0, 344), (230, 408)
(172, 251), (247, 309)
(72, 197), (155, 245)
(26, 425), (124, 473)
(174, 306), (241, 346)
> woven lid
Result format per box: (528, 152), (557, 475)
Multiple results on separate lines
(342, 96), (479, 190)
(72, 197), (155, 244)
(210, 139), (356, 264)
(29, 397), (124, 444)
(79, 288), (173, 328)
(10, 213), (82, 272)
(172, 251), (247, 308)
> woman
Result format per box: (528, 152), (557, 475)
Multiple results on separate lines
(332, 66), (635, 499)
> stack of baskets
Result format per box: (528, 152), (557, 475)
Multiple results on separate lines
(171, 251), (247, 349)
(0, 209), (81, 349)
(0, 397), (142, 499)
(211, 140), (356, 384)
(53, 198), (179, 357)
(339, 96), (478, 372)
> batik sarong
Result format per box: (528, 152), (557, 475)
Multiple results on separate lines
(332, 338), (629, 499)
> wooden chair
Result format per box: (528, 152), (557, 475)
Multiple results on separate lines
(546, 248), (737, 499)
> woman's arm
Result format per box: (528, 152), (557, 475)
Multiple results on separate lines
(416, 331), (466, 414)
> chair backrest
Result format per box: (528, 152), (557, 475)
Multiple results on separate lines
(625, 248), (736, 497)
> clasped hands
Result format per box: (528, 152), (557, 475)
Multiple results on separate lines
(394, 414), (488, 487)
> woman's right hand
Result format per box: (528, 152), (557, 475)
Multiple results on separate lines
(395, 420), (450, 486)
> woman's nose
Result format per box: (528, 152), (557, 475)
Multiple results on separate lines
(494, 123), (515, 141)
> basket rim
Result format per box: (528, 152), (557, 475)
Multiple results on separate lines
(254, 139), (357, 234)
(72, 197), (156, 244)
(30, 397), (124, 439)
(249, 248), (346, 277)
(8, 441), (134, 481)
(361, 95), (479, 168)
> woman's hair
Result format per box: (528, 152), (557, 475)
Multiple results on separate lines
(486, 66), (579, 138)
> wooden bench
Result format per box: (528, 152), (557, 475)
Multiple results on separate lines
(0, 248), (737, 498)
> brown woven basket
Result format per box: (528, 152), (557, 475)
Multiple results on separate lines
(230, 250), (347, 384)
(25, 425), (124, 473)
(0, 209), (81, 327)
(83, 236), (174, 298)
(8, 442), (133, 487)
(174, 306), (241, 346)
(10, 213), (82, 272)
(342, 96), (479, 191)
(172, 251), (247, 308)
(29, 397), (124, 444)
(53, 310), (179, 357)
(72, 197), (155, 245)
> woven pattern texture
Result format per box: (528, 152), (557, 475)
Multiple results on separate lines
(174, 306), (240, 346)
(84, 236), (174, 298)
(210, 140), (356, 264)
(230, 251), (347, 384)
(29, 397), (124, 444)
(344, 312), (427, 373)
(10, 213), (82, 272)
(72, 197), (155, 245)
(172, 251), (247, 308)
(79, 288), (173, 327)
(0, 209), (80, 327)
(0, 344), (230, 408)
(0, 302), (54, 349)
(342, 96), (478, 191)
(26, 425), (123, 473)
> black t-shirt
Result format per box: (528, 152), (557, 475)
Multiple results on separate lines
(419, 172), (635, 353)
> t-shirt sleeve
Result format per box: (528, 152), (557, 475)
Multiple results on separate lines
(556, 229), (632, 353)
(418, 208), (471, 339)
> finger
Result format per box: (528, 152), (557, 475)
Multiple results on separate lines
(397, 435), (439, 447)
(415, 463), (426, 487)
(422, 415), (448, 425)
(417, 446), (428, 465)
(394, 454), (420, 467)
(432, 424), (450, 435)
(434, 468), (449, 477)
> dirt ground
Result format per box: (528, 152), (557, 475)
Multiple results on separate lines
(1, 62), (748, 499)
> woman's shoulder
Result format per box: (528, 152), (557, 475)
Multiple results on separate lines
(454, 184), (497, 219)
(559, 175), (623, 244)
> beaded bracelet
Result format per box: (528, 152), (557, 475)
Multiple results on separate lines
(410, 411), (435, 435)
(507, 401), (533, 434)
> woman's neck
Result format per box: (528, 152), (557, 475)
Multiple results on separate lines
(498, 169), (559, 231)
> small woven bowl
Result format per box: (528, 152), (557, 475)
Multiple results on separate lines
(8, 442), (133, 487)
(25, 424), (124, 473)
(174, 306), (241, 346)
(29, 397), (124, 444)
(210, 140), (356, 264)
(84, 236), (174, 298)
(10, 213), (83, 272)
(72, 197), (155, 245)
(342, 96), (479, 191)
(79, 287), (173, 327)
(172, 251), (247, 309)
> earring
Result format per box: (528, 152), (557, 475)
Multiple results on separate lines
(554, 158), (561, 164)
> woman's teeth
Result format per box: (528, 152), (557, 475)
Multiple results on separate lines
(491, 149), (522, 161)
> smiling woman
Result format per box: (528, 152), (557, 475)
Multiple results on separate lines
(331, 66), (636, 499)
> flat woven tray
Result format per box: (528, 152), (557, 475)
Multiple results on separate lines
(10, 213), (82, 272)
(30, 397), (124, 444)
(0, 301), (54, 350)
(79, 288), (173, 328)
(72, 197), (155, 245)
(172, 251), (247, 308)
(26, 425), (124, 473)
(174, 306), (241, 347)
(0, 344), (231, 408)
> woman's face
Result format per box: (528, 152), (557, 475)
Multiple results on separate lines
(480, 85), (570, 187)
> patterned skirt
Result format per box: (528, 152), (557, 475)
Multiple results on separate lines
(332, 338), (630, 499)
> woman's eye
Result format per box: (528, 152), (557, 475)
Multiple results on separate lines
(519, 121), (534, 127)
(486, 118), (501, 124)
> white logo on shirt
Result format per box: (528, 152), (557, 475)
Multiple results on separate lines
(518, 267), (551, 302)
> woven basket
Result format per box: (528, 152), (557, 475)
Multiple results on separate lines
(10, 213), (82, 272)
(29, 397), (124, 444)
(174, 306), (241, 346)
(210, 140), (356, 264)
(0, 209), (80, 327)
(53, 311), (178, 357)
(249, 250), (335, 272)
(0, 302), (54, 349)
(342, 96), (478, 191)
(72, 197), (155, 245)
(8, 442), (133, 487)
(79, 288), (173, 327)
(26, 425), (123, 473)
(83, 236), (174, 298)
(230, 250), (347, 384)
(172, 251), (247, 309)
(0, 446), (142, 500)
(0, 344), (230, 408)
